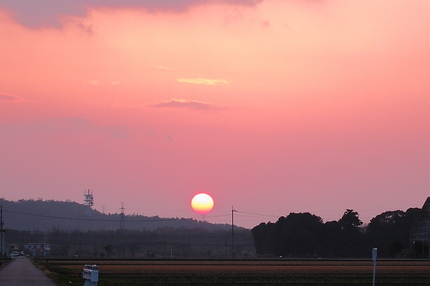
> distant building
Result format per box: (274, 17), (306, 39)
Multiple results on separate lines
(410, 198), (430, 257)
(24, 243), (51, 256)
(8, 244), (19, 255)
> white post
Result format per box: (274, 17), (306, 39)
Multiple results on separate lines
(372, 248), (377, 286)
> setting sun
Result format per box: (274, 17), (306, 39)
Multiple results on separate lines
(191, 193), (214, 214)
(1, 0), (429, 229)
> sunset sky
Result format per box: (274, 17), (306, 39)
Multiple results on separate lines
(1, 0), (430, 228)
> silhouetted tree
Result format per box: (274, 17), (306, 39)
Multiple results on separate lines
(414, 241), (424, 258)
(389, 241), (403, 256)
(252, 209), (368, 258)
(252, 222), (276, 255)
(320, 221), (342, 257)
(366, 208), (421, 257)
(103, 244), (113, 257)
(274, 213), (323, 257)
(339, 209), (362, 228)
(253, 213), (323, 257)
(252, 207), (425, 259)
(337, 209), (365, 257)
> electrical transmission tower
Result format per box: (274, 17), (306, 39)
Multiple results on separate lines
(83, 189), (94, 207)
(120, 203), (125, 231)
(118, 203), (126, 257)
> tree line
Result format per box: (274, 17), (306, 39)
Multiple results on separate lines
(0, 198), (232, 232)
(252, 208), (423, 258)
(2, 198), (427, 258)
(6, 227), (254, 258)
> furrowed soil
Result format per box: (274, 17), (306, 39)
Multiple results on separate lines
(37, 258), (430, 286)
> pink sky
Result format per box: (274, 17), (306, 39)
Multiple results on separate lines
(1, 0), (430, 228)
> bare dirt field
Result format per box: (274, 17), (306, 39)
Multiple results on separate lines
(38, 258), (430, 285)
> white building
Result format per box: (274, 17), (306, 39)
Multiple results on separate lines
(24, 243), (51, 256)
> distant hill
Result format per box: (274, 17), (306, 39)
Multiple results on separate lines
(0, 198), (234, 232)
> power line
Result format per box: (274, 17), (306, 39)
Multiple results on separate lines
(2, 209), (187, 223)
(236, 210), (280, 218)
(3, 208), (283, 227)
(204, 214), (231, 219)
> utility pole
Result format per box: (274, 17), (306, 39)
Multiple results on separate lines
(120, 203), (125, 231)
(119, 203), (126, 257)
(231, 206), (237, 258)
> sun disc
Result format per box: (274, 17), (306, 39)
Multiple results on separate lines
(191, 193), (214, 214)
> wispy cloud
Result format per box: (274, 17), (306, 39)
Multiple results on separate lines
(156, 65), (175, 70)
(148, 98), (224, 111)
(87, 80), (120, 85)
(88, 80), (100, 85)
(0, 0), (263, 28)
(0, 93), (24, 102)
(177, 78), (228, 85)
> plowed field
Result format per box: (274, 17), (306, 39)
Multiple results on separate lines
(39, 259), (430, 285)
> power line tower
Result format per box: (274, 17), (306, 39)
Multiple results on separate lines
(119, 203), (125, 231)
(83, 189), (94, 207)
(119, 203), (126, 257)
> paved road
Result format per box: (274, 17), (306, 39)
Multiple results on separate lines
(0, 256), (57, 286)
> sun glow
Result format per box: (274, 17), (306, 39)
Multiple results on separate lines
(191, 193), (214, 214)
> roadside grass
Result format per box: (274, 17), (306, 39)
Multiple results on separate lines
(0, 258), (11, 270)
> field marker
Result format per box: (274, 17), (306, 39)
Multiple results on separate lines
(372, 248), (377, 286)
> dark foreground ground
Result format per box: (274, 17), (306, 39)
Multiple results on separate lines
(37, 258), (430, 286)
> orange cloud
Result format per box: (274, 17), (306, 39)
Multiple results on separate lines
(155, 65), (175, 70)
(177, 78), (228, 85)
(87, 80), (120, 85)
(148, 99), (224, 111)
